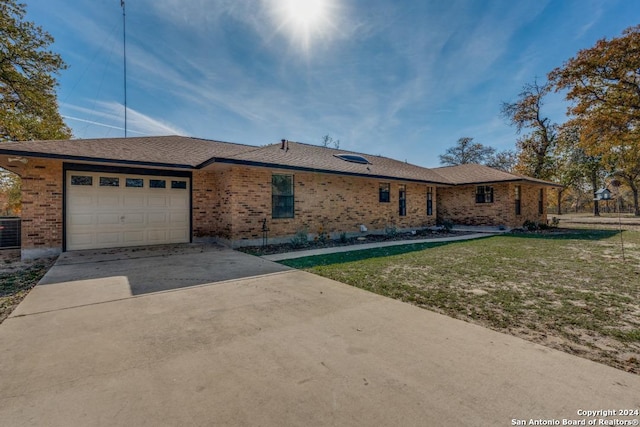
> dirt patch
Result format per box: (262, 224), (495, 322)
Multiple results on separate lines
(0, 257), (57, 324)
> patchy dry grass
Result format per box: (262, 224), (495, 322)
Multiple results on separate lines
(282, 230), (640, 374)
(0, 257), (57, 324)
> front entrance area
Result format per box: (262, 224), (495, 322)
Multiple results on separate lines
(65, 170), (191, 250)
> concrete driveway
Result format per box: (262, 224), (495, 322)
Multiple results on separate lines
(1, 245), (639, 426)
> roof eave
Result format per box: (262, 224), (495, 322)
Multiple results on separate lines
(0, 149), (194, 170)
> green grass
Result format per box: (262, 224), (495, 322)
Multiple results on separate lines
(281, 229), (640, 374)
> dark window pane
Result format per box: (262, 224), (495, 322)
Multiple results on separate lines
(272, 175), (292, 195)
(150, 179), (166, 188)
(399, 185), (406, 216)
(71, 175), (93, 186)
(99, 177), (119, 187)
(272, 195), (294, 218)
(272, 174), (294, 218)
(476, 186), (493, 203)
(539, 189), (544, 214)
(171, 180), (187, 189)
(379, 183), (390, 203)
(126, 178), (144, 188)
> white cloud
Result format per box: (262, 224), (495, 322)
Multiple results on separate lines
(62, 101), (187, 137)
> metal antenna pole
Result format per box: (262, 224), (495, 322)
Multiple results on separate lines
(121, 0), (127, 137)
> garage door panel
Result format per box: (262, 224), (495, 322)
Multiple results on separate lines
(96, 232), (121, 245)
(148, 196), (168, 207)
(69, 214), (94, 226)
(147, 230), (168, 242)
(120, 213), (144, 224)
(97, 195), (120, 207)
(148, 212), (167, 224)
(66, 171), (190, 250)
(123, 231), (145, 244)
(70, 195), (94, 207)
(68, 233), (94, 247)
(169, 196), (189, 208)
(97, 213), (122, 226)
(169, 229), (189, 240)
(123, 195), (145, 207)
(170, 212), (189, 224)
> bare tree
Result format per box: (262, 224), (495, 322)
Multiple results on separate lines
(439, 137), (495, 166)
(501, 79), (557, 180)
(321, 135), (340, 149)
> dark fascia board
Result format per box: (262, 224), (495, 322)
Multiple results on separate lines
(63, 162), (192, 177)
(205, 157), (451, 186)
(0, 149), (194, 170)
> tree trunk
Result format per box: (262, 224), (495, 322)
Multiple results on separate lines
(591, 170), (599, 216)
(556, 188), (564, 215)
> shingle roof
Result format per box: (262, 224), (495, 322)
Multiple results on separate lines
(217, 141), (451, 184)
(432, 164), (562, 187)
(0, 135), (255, 168)
(0, 136), (560, 187)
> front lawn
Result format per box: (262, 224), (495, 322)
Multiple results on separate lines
(281, 229), (640, 374)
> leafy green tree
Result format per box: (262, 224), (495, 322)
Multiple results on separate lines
(501, 79), (557, 180)
(549, 25), (640, 215)
(1, 0), (71, 214)
(439, 137), (495, 166)
(555, 124), (605, 216)
(1, 0), (71, 141)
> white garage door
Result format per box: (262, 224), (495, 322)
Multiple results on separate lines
(66, 171), (190, 250)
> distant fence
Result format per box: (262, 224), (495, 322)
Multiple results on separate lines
(0, 217), (21, 249)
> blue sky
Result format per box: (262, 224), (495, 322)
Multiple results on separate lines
(26, 0), (639, 167)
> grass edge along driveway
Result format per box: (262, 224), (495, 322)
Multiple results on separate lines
(281, 230), (640, 374)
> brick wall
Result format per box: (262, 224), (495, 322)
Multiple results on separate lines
(19, 159), (63, 257)
(12, 158), (550, 256)
(437, 182), (548, 228)
(199, 166), (438, 245)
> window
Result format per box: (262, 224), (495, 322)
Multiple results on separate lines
(126, 178), (144, 188)
(427, 187), (433, 216)
(150, 179), (166, 188)
(334, 154), (370, 164)
(71, 175), (92, 186)
(99, 177), (119, 187)
(171, 180), (187, 189)
(272, 174), (294, 218)
(538, 188), (544, 215)
(476, 186), (494, 203)
(399, 185), (406, 216)
(515, 185), (521, 216)
(379, 183), (390, 203)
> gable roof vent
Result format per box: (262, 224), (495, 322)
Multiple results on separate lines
(334, 153), (370, 164)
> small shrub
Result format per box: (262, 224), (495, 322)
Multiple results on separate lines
(316, 227), (330, 244)
(291, 228), (309, 248)
(550, 217), (560, 228)
(523, 220), (538, 231)
(384, 225), (398, 237)
(438, 220), (453, 232)
(339, 232), (348, 243)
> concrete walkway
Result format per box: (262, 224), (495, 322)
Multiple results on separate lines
(1, 245), (639, 426)
(263, 231), (495, 261)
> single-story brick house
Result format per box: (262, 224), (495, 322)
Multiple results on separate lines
(0, 136), (559, 259)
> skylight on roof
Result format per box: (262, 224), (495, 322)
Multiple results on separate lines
(334, 154), (370, 164)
